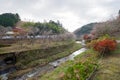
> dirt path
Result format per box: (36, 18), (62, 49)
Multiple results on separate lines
(93, 53), (120, 80)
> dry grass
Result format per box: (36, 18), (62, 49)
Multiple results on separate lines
(92, 43), (120, 80)
(93, 54), (120, 80)
(0, 40), (72, 54)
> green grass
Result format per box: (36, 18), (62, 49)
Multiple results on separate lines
(0, 44), (11, 48)
(39, 49), (98, 80)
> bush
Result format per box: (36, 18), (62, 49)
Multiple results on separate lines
(61, 61), (96, 80)
(86, 40), (98, 48)
(93, 38), (117, 56)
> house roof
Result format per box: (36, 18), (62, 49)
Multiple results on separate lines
(13, 27), (26, 33)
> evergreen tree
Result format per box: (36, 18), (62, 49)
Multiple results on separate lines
(0, 13), (21, 27)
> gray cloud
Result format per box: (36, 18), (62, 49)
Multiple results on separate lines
(0, 0), (120, 32)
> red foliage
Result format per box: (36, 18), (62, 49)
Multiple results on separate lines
(93, 39), (117, 55)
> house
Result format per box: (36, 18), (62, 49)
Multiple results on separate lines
(12, 27), (27, 38)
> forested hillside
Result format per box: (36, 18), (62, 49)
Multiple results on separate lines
(74, 23), (97, 38)
(0, 13), (66, 35)
(20, 20), (66, 35)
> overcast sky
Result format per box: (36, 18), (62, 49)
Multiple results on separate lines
(0, 0), (120, 32)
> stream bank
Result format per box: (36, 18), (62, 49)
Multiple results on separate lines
(0, 42), (82, 80)
(18, 41), (86, 80)
(16, 48), (87, 80)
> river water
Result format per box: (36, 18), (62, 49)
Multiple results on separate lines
(0, 60), (16, 80)
(49, 48), (86, 67)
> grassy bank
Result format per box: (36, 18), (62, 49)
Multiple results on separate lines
(8, 41), (82, 79)
(92, 43), (120, 80)
(39, 43), (120, 80)
(39, 49), (98, 80)
(0, 40), (74, 54)
(112, 43), (120, 54)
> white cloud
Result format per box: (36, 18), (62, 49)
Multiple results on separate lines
(53, 11), (81, 31)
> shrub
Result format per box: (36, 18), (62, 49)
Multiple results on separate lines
(87, 34), (112, 48)
(86, 40), (98, 48)
(93, 39), (117, 56)
(61, 61), (96, 80)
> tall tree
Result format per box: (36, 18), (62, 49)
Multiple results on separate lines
(0, 13), (21, 27)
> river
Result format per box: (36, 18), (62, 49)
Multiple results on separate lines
(0, 41), (86, 80)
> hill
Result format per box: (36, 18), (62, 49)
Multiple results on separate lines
(74, 23), (97, 39)
(0, 13), (67, 35)
(16, 20), (66, 35)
